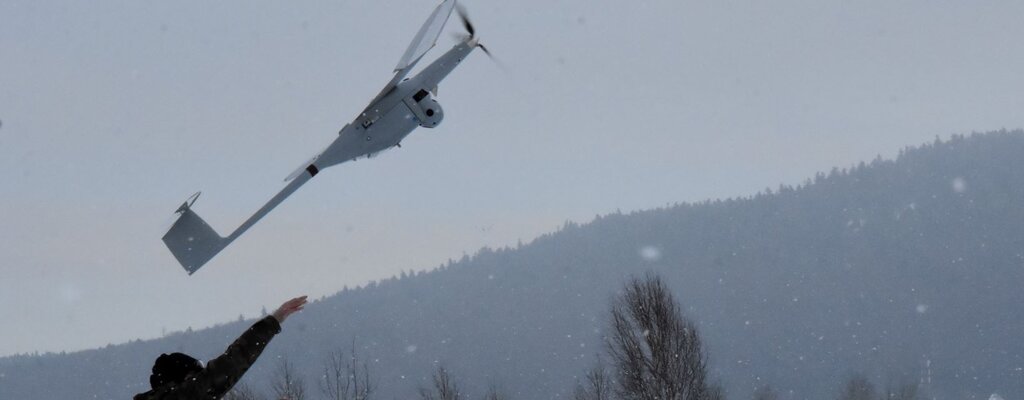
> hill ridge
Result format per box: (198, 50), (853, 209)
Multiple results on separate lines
(3, 130), (1022, 400)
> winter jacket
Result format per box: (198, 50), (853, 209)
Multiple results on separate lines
(133, 316), (281, 400)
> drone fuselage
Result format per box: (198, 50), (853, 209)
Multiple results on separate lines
(315, 38), (477, 170)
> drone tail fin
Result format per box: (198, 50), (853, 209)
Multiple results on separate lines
(161, 193), (228, 275)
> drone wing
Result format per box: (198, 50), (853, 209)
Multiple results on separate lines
(395, 0), (457, 73)
(366, 0), (456, 107)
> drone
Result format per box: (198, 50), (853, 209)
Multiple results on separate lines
(162, 0), (489, 274)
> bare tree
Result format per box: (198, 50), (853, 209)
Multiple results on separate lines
(482, 385), (510, 400)
(607, 274), (709, 400)
(704, 384), (725, 400)
(837, 375), (875, 400)
(319, 343), (376, 400)
(881, 378), (919, 400)
(271, 358), (307, 400)
(574, 356), (613, 400)
(752, 385), (778, 400)
(224, 382), (264, 400)
(419, 365), (462, 400)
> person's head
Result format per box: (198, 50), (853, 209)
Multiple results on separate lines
(149, 352), (203, 389)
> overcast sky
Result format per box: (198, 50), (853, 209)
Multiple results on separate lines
(2, 0), (1023, 356)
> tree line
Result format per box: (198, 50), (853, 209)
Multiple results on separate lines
(227, 275), (924, 400)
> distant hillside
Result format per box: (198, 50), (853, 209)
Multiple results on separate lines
(2, 131), (1023, 400)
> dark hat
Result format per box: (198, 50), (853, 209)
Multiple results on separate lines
(150, 352), (203, 389)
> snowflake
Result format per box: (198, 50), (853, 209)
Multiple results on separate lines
(639, 246), (661, 262)
(952, 177), (967, 193)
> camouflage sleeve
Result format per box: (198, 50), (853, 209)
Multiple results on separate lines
(188, 316), (282, 398)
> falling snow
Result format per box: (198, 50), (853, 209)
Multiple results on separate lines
(639, 245), (662, 262)
(952, 177), (967, 193)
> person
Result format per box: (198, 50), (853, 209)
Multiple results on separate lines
(133, 295), (308, 400)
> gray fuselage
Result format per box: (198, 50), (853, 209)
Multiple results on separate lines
(314, 38), (477, 170)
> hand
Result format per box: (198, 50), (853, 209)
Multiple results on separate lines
(271, 295), (307, 324)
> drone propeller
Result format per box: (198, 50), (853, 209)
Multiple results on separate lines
(478, 43), (493, 57)
(456, 3), (475, 38)
(456, 3), (500, 66)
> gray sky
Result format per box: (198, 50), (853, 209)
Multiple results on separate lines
(2, 0), (1023, 356)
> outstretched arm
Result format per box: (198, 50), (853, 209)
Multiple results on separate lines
(182, 296), (308, 398)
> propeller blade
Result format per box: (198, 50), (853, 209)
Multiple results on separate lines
(476, 43), (507, 72)
(478, 43), (492, 58)
(456, 4), (502, 70)
(456, 3), (475, 37)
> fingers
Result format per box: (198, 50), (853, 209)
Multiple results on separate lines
(270, 296), (308, 324)
(281, 296), (308, 313)
(287, 295), (308, 309)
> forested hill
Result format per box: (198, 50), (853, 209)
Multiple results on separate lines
(3, 131), (1023, 400)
